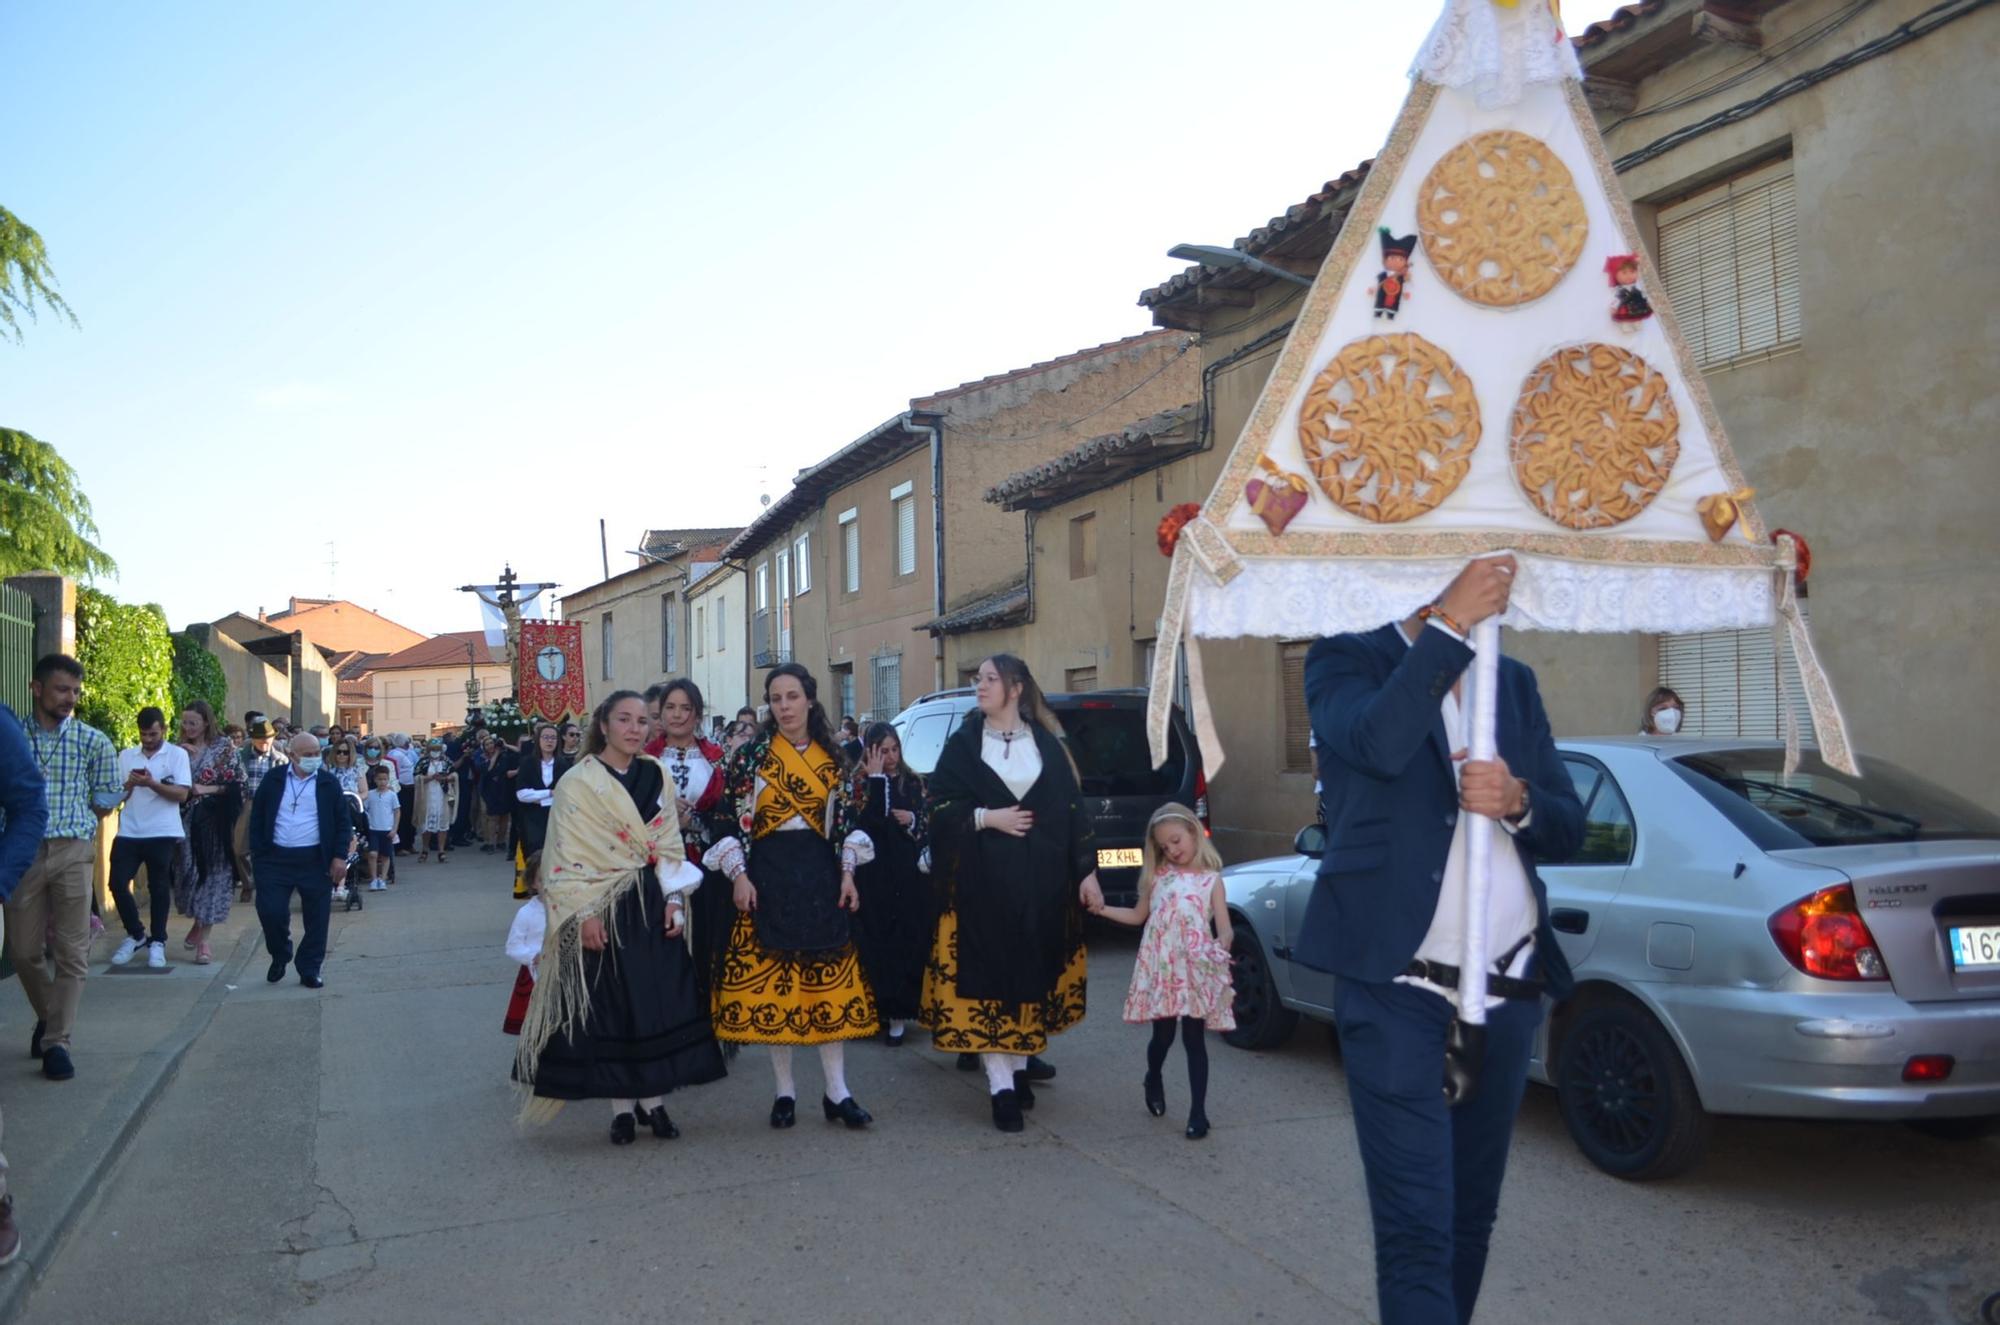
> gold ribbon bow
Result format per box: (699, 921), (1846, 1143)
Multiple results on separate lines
(1696, 488), (1757, 543)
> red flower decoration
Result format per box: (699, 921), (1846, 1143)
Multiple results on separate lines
(1774, 528), (1811, 588)
(1157, 503), (1202, 558)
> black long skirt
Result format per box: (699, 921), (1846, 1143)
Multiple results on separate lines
(528, 877), (726, 1101)
(686, 864), (733, 1007)
(852, 850), (933, 1020)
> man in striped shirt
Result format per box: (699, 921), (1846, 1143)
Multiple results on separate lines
(7, 654), (120, 1082)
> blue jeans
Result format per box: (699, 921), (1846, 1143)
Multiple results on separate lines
(1333, 975), (1541, 1325)
(252, 847), (333, 980)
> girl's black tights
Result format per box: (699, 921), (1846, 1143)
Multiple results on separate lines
(1147, 1016), (1209, 1118)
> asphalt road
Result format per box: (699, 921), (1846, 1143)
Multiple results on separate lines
(19, 854), (1999, 1325)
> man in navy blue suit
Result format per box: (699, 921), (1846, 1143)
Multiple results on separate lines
(1302, 554), (1583, 1325)
(248, 732), (358, 990)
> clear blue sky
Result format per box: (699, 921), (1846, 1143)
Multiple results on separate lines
(2, 1), (1629, 637)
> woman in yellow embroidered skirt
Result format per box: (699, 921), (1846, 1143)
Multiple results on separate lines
(922, 654), (1104, 1133)
(704, 663), (879, 1130)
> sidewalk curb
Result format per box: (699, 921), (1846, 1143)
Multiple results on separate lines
(0, 927), (261, 1324)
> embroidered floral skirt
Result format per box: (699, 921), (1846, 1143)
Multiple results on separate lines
(712, 913), (879, 1046)
(919, 906), (1087, 1055)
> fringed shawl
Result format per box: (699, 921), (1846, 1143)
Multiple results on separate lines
(513, 753), (688, 1123)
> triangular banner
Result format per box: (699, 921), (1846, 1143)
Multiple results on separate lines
(1149, 0), (1850, 774)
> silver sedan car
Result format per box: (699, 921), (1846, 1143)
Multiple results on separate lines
(1221, 738), (2000, 1180)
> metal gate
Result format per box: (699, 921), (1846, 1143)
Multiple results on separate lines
(0, 583), (34, 715)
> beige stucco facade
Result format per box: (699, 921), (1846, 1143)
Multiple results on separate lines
(823, 444), (937, 719)
(685, 562), (747, 732)
(197, 615), (339, 730)
(924, 332), (1198, 625)
(560, 560), (683, 715)
(373, 662), (510, 735)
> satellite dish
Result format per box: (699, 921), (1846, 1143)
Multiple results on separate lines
(759, 494), (771, 508)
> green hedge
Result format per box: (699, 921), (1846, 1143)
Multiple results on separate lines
(74, 587), (173, 748)
(170, 630), (228, 726)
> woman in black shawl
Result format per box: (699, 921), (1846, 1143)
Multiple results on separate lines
(848, 722), (933, 1046)
(920, 655), (1103, 1132)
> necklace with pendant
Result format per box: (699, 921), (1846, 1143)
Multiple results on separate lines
(994, 726), (1029, 759)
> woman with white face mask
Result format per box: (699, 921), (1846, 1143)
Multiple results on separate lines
(1640, 686), (1686, 736)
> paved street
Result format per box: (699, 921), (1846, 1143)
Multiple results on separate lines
(4, 854), (1995, 1325)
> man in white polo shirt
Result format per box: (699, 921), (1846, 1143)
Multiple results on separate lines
(109, 706), (193, 969)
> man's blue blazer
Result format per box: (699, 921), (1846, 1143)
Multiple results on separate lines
(1299, 623), (1584, 996)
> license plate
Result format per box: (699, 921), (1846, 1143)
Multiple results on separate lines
(1948, 924), (2000, 971)
(1097, 848), (1143, 869)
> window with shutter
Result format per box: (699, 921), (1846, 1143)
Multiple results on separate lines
(1069, 513), (1097, 580)
(1657, 615), (1811, 739)
(793, 534), (811, 593)
(894, 494), (917, 577)
(839, 509), (860, 594)
(660, 594), (676, 672)
(1281, 641), (1312, 773)
(600, 613), (614, 681)
(1657, 159), (1798, 369)
(871, 653), (901, 721)
(695, 605), (705, 659)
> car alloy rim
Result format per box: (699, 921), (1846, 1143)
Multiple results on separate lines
(1562, 1023), (1661, 1156)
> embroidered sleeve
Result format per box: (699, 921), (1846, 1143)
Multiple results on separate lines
(657, 857), (703, 896)
(840, 829), (875, 873)
(703, 837), (747, 880)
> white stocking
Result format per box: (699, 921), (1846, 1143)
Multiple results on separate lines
(611, 1098), (635, 1117)
(638, 1095), (664, 1112)
(982, 1052), (1014, 1095)
(770, 1045), (796, 1100)
(818, 1042), (850, 1103)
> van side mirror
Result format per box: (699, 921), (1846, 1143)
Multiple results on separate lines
(1293, 823), (1327, 859)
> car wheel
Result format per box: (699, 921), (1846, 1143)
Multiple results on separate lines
(1222, 925), (1297, 1051)
(1904, 1115), (2000, 1142)
(1555, 998), (1710, 1181)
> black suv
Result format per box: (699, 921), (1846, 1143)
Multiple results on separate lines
(889, 687), (1207, 907)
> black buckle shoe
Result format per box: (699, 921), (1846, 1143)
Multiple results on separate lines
(644, 1106), (679, 1140)
(1012, 1071), (1036, 1110)
(1144, 1073), (1166, 1118)
(822, 1095), (872, 1129)
(1185, 1112), (1210, 1141)
(770, 1096), (796, 1129)
(610, 1112), (637, 1145)
(1024, 1055), (1056, 1082)
(300, 975), (325, 990)
(991, 1089), (1024, 1133)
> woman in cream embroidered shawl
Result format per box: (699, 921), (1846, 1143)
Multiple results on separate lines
(514, 691), (726, 1145)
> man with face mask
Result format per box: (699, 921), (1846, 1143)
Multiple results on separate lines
(1640, 687), (1686, 736)
(247, 733), (357, 989)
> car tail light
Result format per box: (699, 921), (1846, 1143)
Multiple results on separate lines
(1194, 766), (1211, 836)
(1768, 884), (1890, 981)
(1902, 1054), (1954, 1083)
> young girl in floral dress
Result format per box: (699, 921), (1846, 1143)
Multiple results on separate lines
(1094, 803), (1234, 1139)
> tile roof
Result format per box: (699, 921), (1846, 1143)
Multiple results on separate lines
(639, 526), (746, 558)
(1138, 162), (1374, 313)
(913, 330), (1184, 405)
(985, 405), (1201, 511)
(373, 631), (505, 671)
(725, 411), (940, 561)
(1573, 0), (1664, 48)
(922, 579), (1030, 638)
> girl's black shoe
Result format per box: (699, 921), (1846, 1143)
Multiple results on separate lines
(644, 1106), (679, 1140)
(610, 1113), (637, 1145)
(883, 1028), (905, 1047)
(1144, 1073), (1167, 1118)
(991, 1089), (1024, 1133)
(770, 1096), (797, 1129)
(823, 1095), (873, 1129)
(1185, 1112), (1210, 1141)
(1012, 1070), (1036, 1110)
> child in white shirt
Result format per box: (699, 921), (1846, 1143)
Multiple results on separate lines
(362, 765), (401, 891)
(503, 852), (546, 1035)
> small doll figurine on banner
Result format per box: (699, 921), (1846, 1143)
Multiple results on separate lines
(1371, 228), (1417, 320)
(1606, 253), (1654, 325)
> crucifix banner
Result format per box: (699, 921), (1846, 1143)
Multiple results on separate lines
(516, 620), (586, 724)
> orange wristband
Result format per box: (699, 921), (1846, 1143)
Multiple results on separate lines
(1416, 602), (1466, 636)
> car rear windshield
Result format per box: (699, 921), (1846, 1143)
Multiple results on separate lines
(1669, 749), (2000, 850)
(1054, 706), (1186, 798)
